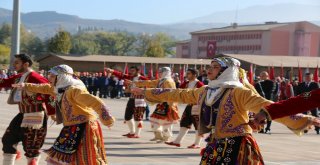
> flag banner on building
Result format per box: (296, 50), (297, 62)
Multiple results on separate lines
(269, 66), (275, 80)
(248, 64), (254, 84)
(140, 63), (146, 75)
(124, 63), (129, 74)
(207, 41), (217, 58)
(314, 65), (319, 82)
(180, 64), (185, 82)
(155, 64), (159, 79)
(148, 63), (153, 79)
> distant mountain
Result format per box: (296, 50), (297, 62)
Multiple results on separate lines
(183, 3), (320, 24)
(0, 3), (319, 40)
(0, 8), (222, 40)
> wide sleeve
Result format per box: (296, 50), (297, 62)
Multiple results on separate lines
(264, 89), (320, 120)
(134, 80), (159, 88)
(72, 88), (115, 126)
(274, 114), (315, 136)
(24, 83), (55, 96)
(112, 70), (130, 79)
(144, 86), (206, 105)
(0, 74), (20, 88)
(236, 87), (273, 114)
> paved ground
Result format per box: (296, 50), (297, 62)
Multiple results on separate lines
(0, 92), (319, 165)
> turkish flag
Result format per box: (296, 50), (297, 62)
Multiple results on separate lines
(207, 41), (217, 58)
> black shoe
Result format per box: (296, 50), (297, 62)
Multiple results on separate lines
(304, 130), (309, 134)
(265, 129), (271, 134)
(258, 129), (265, 133)
(316, 130), (320, 135)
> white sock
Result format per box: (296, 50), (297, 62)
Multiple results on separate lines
(194, 130), (203, 146)
(127, 119), (135, 134)
(27, 156), (41, 165)
(3, 153), (16, 165)
(135, 121), (143, 136)
(173, 127), (189, 144)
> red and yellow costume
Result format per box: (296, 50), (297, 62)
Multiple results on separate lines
(0, 71), (55, 162)
(112, 70), (148, 137)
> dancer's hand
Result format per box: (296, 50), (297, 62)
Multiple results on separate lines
(131, 87), (144, 95)
(253, 110), (268, 128)
(124, 79), (133, 86)
(12, 83), (26, 90)
(312, 118), (320, 127)
(105, 68), (114, 73)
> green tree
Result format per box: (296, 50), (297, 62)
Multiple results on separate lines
(0, 23), (12, 46)
(71, 39), (100, 55)
(144, 40), (165, 57)
(136, 33), (152, 56)
(95, 32), (136, 55)
(153, 32), (176, 56)
(48, 30), (72, 54)
(0, 44), (10, 64)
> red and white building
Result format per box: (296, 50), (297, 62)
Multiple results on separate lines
(176, 21), (320, 58)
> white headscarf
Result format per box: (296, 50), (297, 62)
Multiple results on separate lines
(159, 67), (172, 80)
(48, 64), (85, 96)
(206, 57), (244, 103)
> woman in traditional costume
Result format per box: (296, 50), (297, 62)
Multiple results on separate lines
(131, 67), (179, 142)
(13, 64), (115, 165)
(132, 57), (320, 164)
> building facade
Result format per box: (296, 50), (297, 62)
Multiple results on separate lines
(176, 21), (320, 58)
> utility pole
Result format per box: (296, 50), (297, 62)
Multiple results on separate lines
(9, 0), (21, 69)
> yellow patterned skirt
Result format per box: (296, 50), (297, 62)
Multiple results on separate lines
(45, 121), (107, 165)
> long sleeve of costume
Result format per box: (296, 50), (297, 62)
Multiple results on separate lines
(144, 87), (206, 105)
(72, 88), (114, 126)
(135, 80), (159, 88)
(112, 70), (130, 79)
(265, 89), (320, 120)
(237, 87), (273, 114)
(237, 87), (315, 136)
(0, 74), (21, 88)
(25, 83), (55, 96)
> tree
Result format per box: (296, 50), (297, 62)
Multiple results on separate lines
(48, 30), (72, 54)
(0, 23), (11, 45)
(135, 33), (152, 56)
(144, 40), (165, 57)
(95, 32), (136, 55)
(153, 32), (176, 56)
(71, 39), (100, 55)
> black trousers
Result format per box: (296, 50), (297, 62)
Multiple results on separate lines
(180, 105), (199, 130)
(124, 98), (146, 121)
(2, 113), (47, 158)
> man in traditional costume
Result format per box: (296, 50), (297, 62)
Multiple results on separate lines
(165, 68), (204, 148)
(131, 67), (179, 142)
(13, 64), (115, 165)
(0, 54), (55, 165)
(132, 57), (320, 164)
(106, 66), (148, 138)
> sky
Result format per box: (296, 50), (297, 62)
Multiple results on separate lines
(1, 0), (320, 24)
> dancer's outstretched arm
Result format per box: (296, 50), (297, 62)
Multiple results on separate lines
(235, 87), (319, 135)
(71, 87), (115, 127)
(131, 86), (206, 105)
(134, 80), (159, 88)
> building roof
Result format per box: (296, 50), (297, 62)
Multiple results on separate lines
(224, 54), (320, 68)
(37, 54), (212, 65)
(190, 22), (289, 34)
(176, 39), (191, 44)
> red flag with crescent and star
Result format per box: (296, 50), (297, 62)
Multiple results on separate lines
(207, 41), (217, 58)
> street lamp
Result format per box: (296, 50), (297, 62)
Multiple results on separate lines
(9, 0), (21, 70)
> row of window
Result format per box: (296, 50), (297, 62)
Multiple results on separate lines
(197, 45), (262, 52)
(198, 33), (263, 42)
